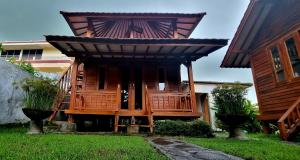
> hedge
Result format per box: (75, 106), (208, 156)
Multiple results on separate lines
(154, 120), (214, 138)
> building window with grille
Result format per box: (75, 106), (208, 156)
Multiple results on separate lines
(0, 50), (21, 60)
(270, 45), (285, 82)
(22, 49), (43, 60)
(285, 37), (300, 77)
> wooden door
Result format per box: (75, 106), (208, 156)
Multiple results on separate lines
(123, 66), (143, 111)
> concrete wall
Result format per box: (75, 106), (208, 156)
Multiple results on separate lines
(194, 83), (220, 130)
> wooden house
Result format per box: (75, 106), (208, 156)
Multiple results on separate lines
(222, 0), (300, 140)
(46, 11), (227, 133)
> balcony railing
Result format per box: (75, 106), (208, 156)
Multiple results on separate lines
(146, 90), (192, 112)
(74, 85), (121, 112)
(71, 85), (192, 113)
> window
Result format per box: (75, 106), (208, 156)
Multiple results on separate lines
(271, 46), (285, 81)
(98, 67), (105, 89)
(158, 68), (166, 91)
(22, 49), (43, 60)
(285, 37), (300, 77)
(0, 50), (21, 60)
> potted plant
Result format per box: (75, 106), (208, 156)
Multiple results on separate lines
(20, 76), (58, 134)
(212, 82), (250, 140)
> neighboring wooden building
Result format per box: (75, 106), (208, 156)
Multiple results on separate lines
(222, 0), (300, 140)
(46, 11), (227, 133)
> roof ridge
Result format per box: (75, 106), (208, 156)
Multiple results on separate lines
(60, 11), (206, 16)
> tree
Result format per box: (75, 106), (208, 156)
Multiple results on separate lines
(212, 82), (250, 140)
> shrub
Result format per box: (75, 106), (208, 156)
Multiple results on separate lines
(214, 100), (262, 133)
(8, 57), (36, 75)
(243, 100), (262, 133)
(20, 76), (58, 110)
(212, 82), (248, 115)
(211, 82), (251, 139)
(154, 119), (214, 138)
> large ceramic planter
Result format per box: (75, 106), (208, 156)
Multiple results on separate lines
(216, 114), (250, 140)
(22, 108), (52, 134)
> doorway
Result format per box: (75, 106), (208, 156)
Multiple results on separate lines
(120, 66), (143, 110)
(134, 67), (143, 110)
(121, 67), (130, 109)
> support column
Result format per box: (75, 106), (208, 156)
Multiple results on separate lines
(186, 61), (197, 113)
(69, 58), (79, 111)
(172, 20), (178, 39)
(114, 111), (119, 133)
(86, 20), (93, 37)
(262, 121), (271, 134)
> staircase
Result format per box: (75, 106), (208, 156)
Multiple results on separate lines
(278, 97), (300, 140)
(48, 63), (84, 121)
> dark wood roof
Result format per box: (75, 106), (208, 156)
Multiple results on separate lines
(221, 0), (275, 68)
(222, 0), (300, 68)
(60, 11), (206, 39)
(45, 35), (227, 62)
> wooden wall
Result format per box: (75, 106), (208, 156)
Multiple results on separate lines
(251, 48), (300, 120)
(251, 0), (300, 49)
(80, 61), (182, 110)
(248, 0), (300, 120)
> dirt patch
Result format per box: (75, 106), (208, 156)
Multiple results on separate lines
(152, 138), (173, 145)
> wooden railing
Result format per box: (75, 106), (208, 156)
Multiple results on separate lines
(75, 85), (121, 112)
(49, 63), (73, 121)
(278, 97), (300, 140)
(147, 91), (192, 112)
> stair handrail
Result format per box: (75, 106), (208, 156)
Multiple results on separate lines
(57, 62), (74, 85)
(278, 97), (300, 140)
(48, 62), (74, 121)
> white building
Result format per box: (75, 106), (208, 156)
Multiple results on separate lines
(183, 81), (252, 129)
(0, 41), (72, 73)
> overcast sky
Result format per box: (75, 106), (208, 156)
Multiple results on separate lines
(0, 0), (257, 103)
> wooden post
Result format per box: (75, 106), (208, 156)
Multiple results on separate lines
(262, 121), (271, 134)
(116, 84), (121, 110)
(203, 94), (211, 124)
(278, 121), (288, 140)
(114, 111), (119, 133)
(186, 61), (197, 113)
(173, 20), (178, 39)
(69, 58), (79, 111)
(130, 19), (134, 38)
(86, 20), (93, 37)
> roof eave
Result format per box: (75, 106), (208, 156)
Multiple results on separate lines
(221, 0), (256, 68)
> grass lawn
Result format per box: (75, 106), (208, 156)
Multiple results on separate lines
(183, 133), (300, 160)
(0, 126), (167, 160)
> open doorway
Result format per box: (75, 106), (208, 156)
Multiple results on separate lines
(134, 67), (143, 110)
(121, 67), (129, 109)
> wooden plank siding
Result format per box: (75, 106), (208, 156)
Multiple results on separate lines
(251, 47), (300, 119)
(66, 61), (200, 117)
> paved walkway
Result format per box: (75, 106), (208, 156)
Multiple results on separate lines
(148, 137), (243, 160)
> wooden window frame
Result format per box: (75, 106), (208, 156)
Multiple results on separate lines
(267, 28), (300, 83)
(282, 32), (300, 81)
(269, 44), (287, 83)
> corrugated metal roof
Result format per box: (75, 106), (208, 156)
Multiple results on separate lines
(45, 35), (227, 62)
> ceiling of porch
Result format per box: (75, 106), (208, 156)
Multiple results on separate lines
(45, 35), (228, 62)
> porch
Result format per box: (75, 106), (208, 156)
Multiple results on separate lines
(46, 35), (227, 132)
(64, 86), (199, 117)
